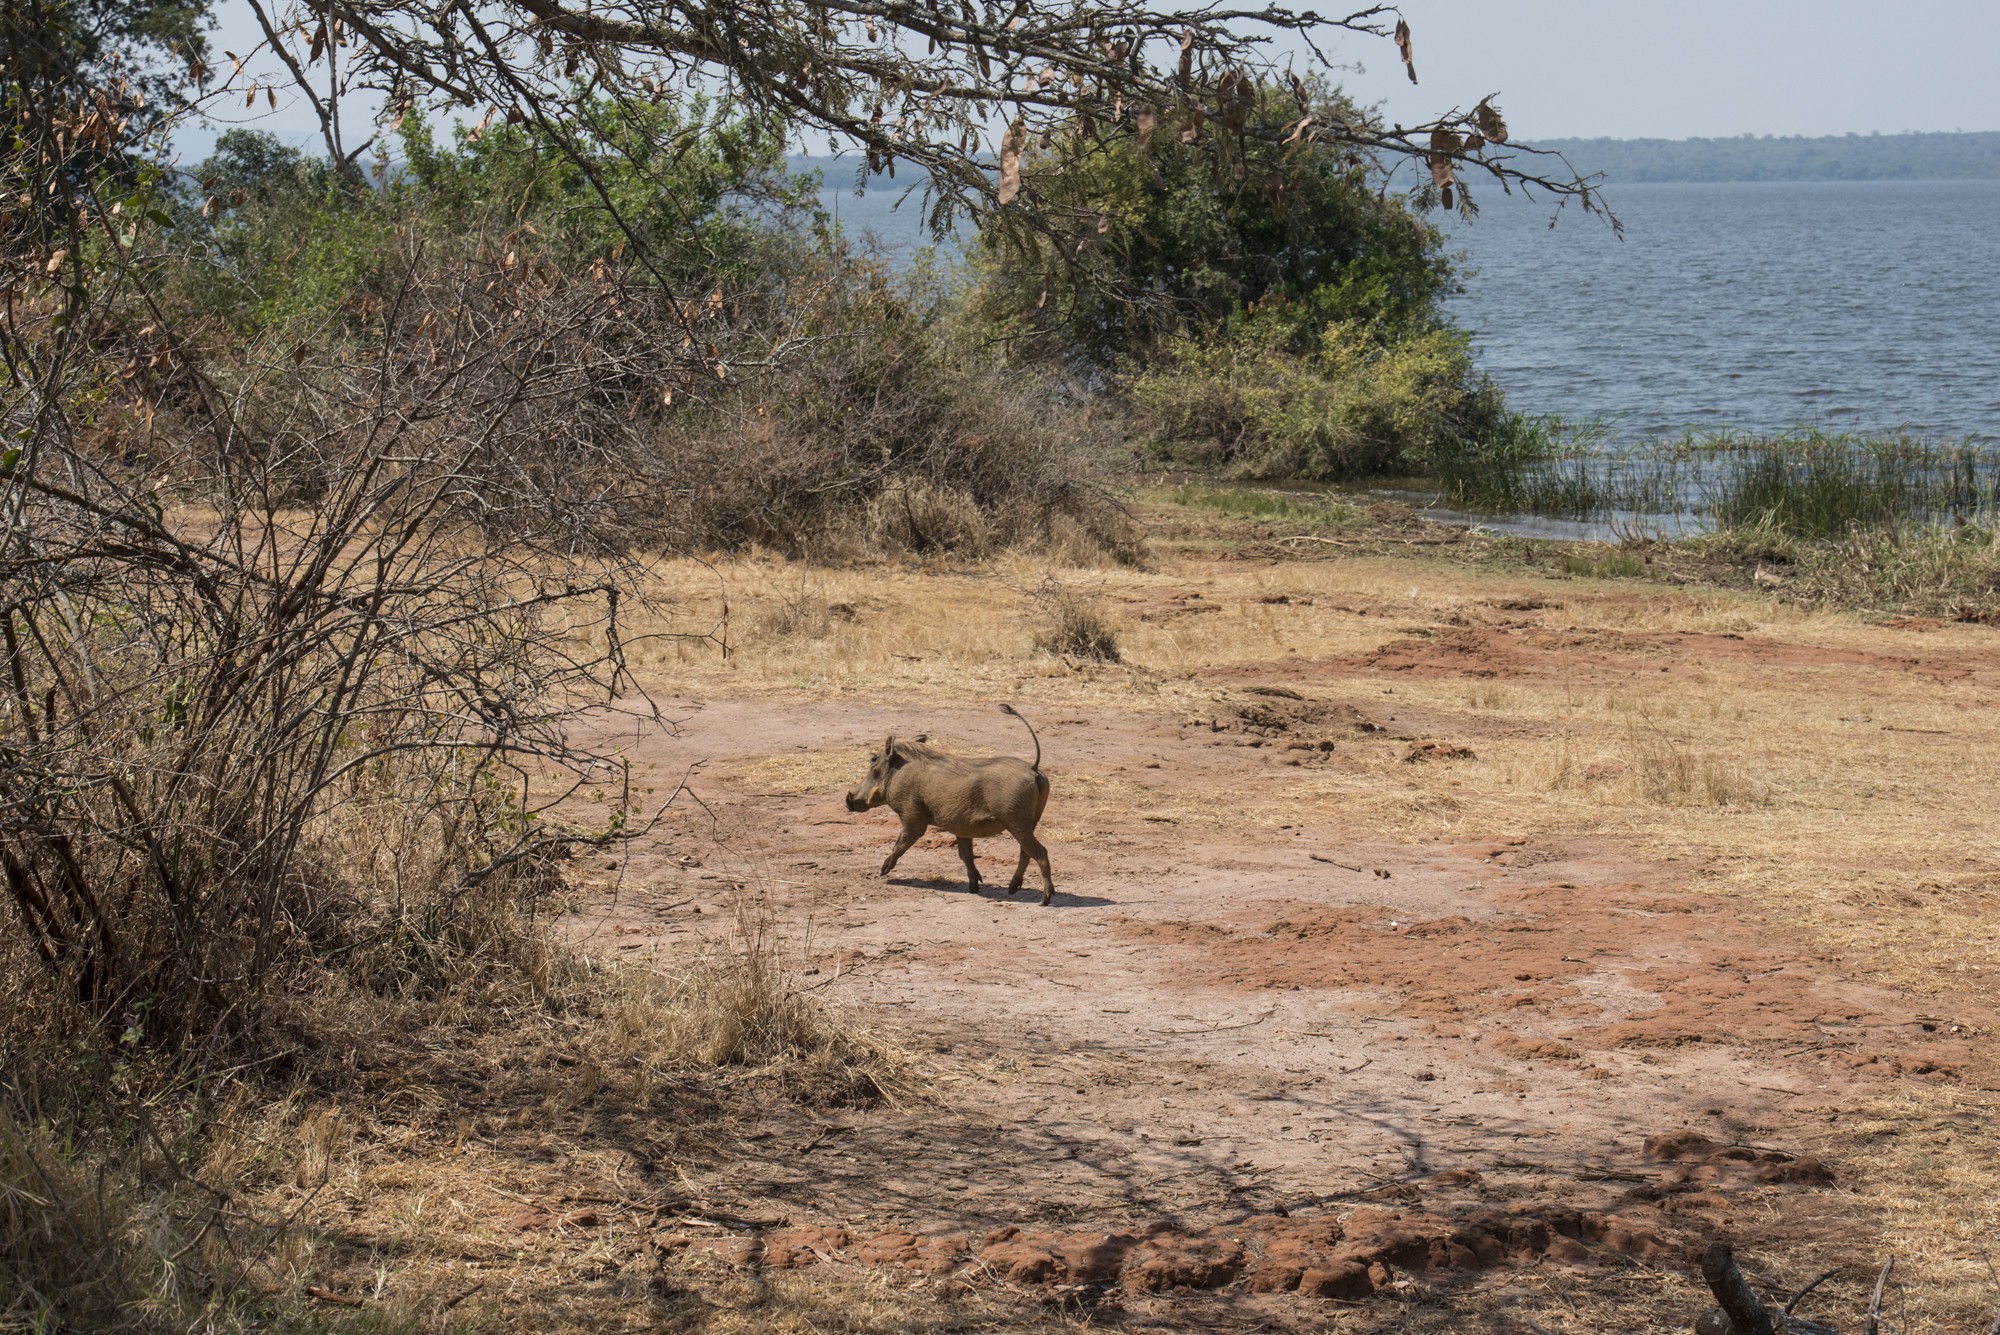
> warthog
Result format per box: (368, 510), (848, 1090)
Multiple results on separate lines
(844, 704), (1055, 904)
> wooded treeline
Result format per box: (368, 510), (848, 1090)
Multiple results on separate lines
(1538, 129), (2000, 183)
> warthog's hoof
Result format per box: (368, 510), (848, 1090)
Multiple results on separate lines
(1040, 887), (1054, 906)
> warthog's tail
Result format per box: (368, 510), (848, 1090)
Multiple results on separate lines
(999, 703), (1041, 771)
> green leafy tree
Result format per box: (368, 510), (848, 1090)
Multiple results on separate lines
(969, 81), (1516, 480)
(395, 93), (821, 282)
(182, 98), (822, 334)
(977, 83), (1461, 365)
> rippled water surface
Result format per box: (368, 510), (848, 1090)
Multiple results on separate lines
(1441, 180), (2000, 442)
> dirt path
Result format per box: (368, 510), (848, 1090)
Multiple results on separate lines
(566, 666), (1989, 1323)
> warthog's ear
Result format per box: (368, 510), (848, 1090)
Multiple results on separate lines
(889, 739), (927, 763)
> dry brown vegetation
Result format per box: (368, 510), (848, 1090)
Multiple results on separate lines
(10, 483), (2000, 1333)
(566, 502), (2000, 1330)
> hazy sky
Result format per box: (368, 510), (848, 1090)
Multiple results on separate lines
(186, 0), (2000, 159)
(1356, 0), (2000, 139)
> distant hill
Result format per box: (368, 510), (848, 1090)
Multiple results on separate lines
(1534, 130), (2000, 183)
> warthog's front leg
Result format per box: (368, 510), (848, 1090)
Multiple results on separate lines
(881, 811), (927, 876)
(955, 837), (982, 892)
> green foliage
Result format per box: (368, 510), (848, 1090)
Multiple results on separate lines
(181, 97), (823, 336)
(978, 81), (1455, 363)
(1425, 417), (1629, 516)
(1704, 429), (2000, 538)
(395, 94), (821, 281)
(1560, 549), (1645, 579)
(971, 79), (1511, 481)
(1423, 428), (2000, 537)
(1166, 482), (1359, 525)
(1128, 310), (1505, 480)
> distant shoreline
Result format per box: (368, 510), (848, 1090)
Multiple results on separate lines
(793, 131), (2000, 191)
(1529, 130), (2000, 183)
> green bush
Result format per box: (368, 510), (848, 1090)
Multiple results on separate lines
(971, 78), (1514, 482)
(1129, 313), (1505, 480)
(975, 81), (1455, 364)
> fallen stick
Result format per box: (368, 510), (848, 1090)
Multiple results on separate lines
(1865, 1256), (1894, 1335)
(1783, 1266), (1843, 1317)
(439, 1280), (486, 1312)
(305, 1286), (364, 1308)
(1700, 1242), (1775, 1335)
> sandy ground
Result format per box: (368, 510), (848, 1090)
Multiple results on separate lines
(538, 528), (2000, 1329)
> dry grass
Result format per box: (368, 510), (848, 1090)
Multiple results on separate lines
(603, 531), (2000, 1324)
(1029, 575), (1122, 662)
(606, 886), (912, 1109)
(14, 522), (1987, 1331)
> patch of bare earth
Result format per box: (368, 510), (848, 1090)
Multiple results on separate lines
(555, 626), (1999, 1328)
(268, 544), (2000, 1331)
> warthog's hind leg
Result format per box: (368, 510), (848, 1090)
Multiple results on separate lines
(956, 837), (982, 893)
(1007, 830), (1055, 905)
(1006, 841), (1030, 894)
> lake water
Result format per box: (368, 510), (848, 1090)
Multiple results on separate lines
(1441, 179), (2000, 445)
(815, 171), (2000, 446)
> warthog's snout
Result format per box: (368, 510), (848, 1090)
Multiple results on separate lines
(841, 708), (1055, 904)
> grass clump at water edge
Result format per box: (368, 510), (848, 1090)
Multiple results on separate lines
(1164, 481), (1363, 526)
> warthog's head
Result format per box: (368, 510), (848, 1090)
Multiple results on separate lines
(845, 735), (925, 812)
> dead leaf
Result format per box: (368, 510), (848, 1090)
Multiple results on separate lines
(1473, 99), (1509, 143)
(1394, 19), (1417, 84)
(1429, 128), (1460, 208)
(997, 117), (1027, 204)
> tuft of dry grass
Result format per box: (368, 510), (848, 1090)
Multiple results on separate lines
(1029, 575), (1122, 662)
(605, 885), (911, 1110)
(750, 577), (842, 641)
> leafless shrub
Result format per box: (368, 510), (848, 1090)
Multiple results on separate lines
(754, 578), (837, 640)
(1030, 575), (1123, 662)
(869, 481), (993, 558)
(1622, 725), (1768, 807)
(0, 1109), (154, 1331)
(0, 215), (719, 1088)
(631, 262), (1144, 562)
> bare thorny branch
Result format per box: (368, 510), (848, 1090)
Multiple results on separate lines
(213, 0), (1610, 352)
